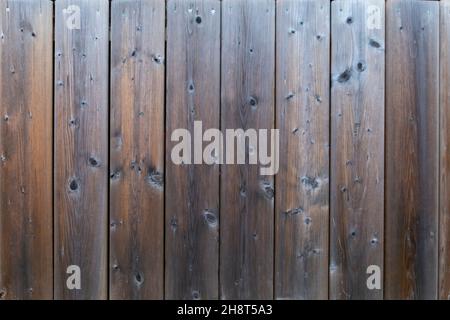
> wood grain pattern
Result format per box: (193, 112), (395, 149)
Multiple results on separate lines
(110, 0), (165, 300)
(54, 0), (109, 299)
(0, 0), (53, 300)
(165, 0), (221, 300)
(220, 0), (275, 300)
(440, 0), (450, 301)
(275, 0), (330, 300)
(330, 0), (385, 300)
(386, 0), (439, 300)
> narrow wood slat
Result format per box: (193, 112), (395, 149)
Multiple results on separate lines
(330, 0), (385, 300)
(110, 0), (165, 300)
(0, 0), (53, 300)
(275, 0), (330, 300)
(386, 0), (439, 300)
(165, 0), (221, 300)
(440, 0), (450, 301)
(54, 0), (109, 299)
(221, 0), (275, 300)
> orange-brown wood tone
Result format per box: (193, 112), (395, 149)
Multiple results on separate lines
(386, 0), (439, 300)
(275, 0), (330, 300)
(54, 0), (109, 299)
(165, 0), (221, 300)
(0, 0), (53, 300)
(110, 0), (165, 300)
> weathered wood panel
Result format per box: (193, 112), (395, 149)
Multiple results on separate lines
(54, 0), (109, 299)
(110, 0), (165, 300)
(386, 0), (439, 300)
(330, 0), (385, 300)
(221, 0), (275, 300)
(275, 0), (330, 300)
(0, 0), (53, 300)
(440, 0), (450, 301)
(165, 0), (221, 300)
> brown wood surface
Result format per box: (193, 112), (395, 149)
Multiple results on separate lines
(54, 0), (109, 299)
(220, 0), (275, 300)
(165, 0), (221, 300)
(385, 0), (439, 300)
(0, 0), (53, 300)
(440, 0), (450, 301)
(110, 0), (165, 300)
(1, 0), (449, 301)
(330, 0), (385, 300)
(275, 0), (330, 300)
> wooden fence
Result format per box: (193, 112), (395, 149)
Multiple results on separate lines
(0, 0), (449, 300)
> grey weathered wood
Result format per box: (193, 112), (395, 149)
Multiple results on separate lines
(221, 0), (275, 300)
(0, 0), (53, 300)
(275, 0), (330, 300)
(54, 0), (109, 299)
(165, 0), (221, 300)
(386, 0), (439, 300)
(110, 0), (165, 300)
(330, 0), (385, 300)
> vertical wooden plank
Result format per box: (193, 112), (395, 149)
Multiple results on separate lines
(386, 0), (439, 300)
(110, 0), (165, 300)
(221, 0), (275, 300)
(54, 0), (109, 299)
(165, 0), (221, 300)
(440, 0), (450, 301)
(330, 0), (385, 300)
(275, 0), (330, 300)
(0, 0), (53, 300)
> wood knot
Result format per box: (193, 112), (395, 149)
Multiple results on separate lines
(203, 209), (218, 228)
(130, 161), (142, 173)
(110, 169), (121, 181)
(152, 54), (164, 64)
(356, 61), (366, 72)
(248, 96), (258, 107)
(286, 92), (295, 100)
(188, 82), (195, 93)
(260, 180), (274, 200)
(283, 207), (304, 217)
(192, 290), (200, 300)
(170, 217), (178, 232)
(134, 272), (144, 286)
(369, 38), (381, 49)
(147, 169), (164, 190)
(68, 178), (79, 192)
(337, 68), (352, 83)
(88, 156), (100, 167)
(300, 176), (319, 190)
(239, 183), (247, 198)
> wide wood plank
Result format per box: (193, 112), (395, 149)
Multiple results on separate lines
(386, 0), (439, 300)
(54, 0), (109, 299)
(275, 0), (330, 300)
(440, 0), (450, 301)
(110, 0), (165, 300)
(165, 0), (221, 300)
(221, 0), (275, 300)
(330, 0), (385, 300)
(0, 0), (53, 300)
